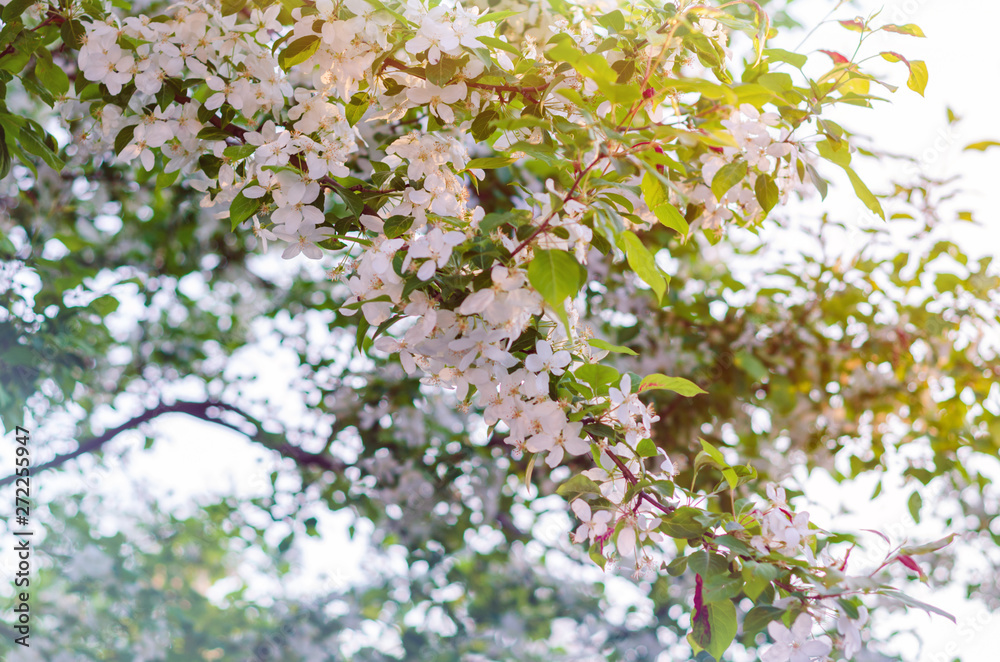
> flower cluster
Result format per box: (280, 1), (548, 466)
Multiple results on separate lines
(50, 0), (941, 658)
(686, 104), (815, 230)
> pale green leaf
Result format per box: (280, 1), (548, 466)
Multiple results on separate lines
(588, 339), (638, 356)
(641, 171), (689, 235)
(528, 249), (583, 333)
(639, 374), (706, 396)
(711, 160), (748, 200)
(619, 230), (666, 302)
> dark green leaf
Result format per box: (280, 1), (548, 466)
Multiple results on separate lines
(383, 215), (413, 239)
(471, 108), (499, 142)
(743, 605), (785, 637)
(115, 124), (137, 156)
(2, 0), (34, 22)
(660, 507), (708, 539)
(230, 188), (263, 230)
(197, 126), (234, 142)
(0, 126), (9, 180)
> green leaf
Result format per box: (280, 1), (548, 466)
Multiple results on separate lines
(597, 9), (625, 33)
(223, 144), (256, 160)
(61, 19), (85, 49)
(221, 0), (245, 16)
(714, 534), (753, 556)
(556, 474), (603, 500)
(754, 174), (779, 214)
(641, 171), (689, 235)
(471, 108), (499, 142)
(638, 374), (706, 396)
(478, 35), (520, 56)
(666, 555), (688, 576)
(90, 295), (120, 316)
(764, 48), (807, 69)
(197, 126), (234, 142)
(844, 166), (884, 219)
(476, 9), (520, 24)
(230, 187), (263, 230)
(467, 155), (516, 170)
(636, 438), (658, 457)
(694, 450), (723, 474)
(528, 249), (583, 333)
(426, 55), (462, 86)
(699, 439), (728, 467)
(345, 94), (371, 127)
(587, 339), (638, 356)
(2, 0), (34, 22)
(688, 550), (728, 577)
(20, 125), (63, 171)
(114, 124), (137, 156)
(383, 215), (413, 239)
(703, 573), (745, 603)
(907, 491), (922, 523)
(619, 230), (666, 302)
(589, 546), (608, 570)
(743, 605), (785, 636)
(757, 72), (793, 93)
(0, 126), (10, 180)
(711, 160), (748, 200)
(156, 169), (179, 189)
(278, 36), (320, 71)
(691, 599), (737, 660)
(574, 364), (620, 389)
(36, 56), (70, 96)
(660, 507), (708, 539)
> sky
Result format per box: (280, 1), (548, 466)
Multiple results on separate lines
(2, 0), (1000, 659)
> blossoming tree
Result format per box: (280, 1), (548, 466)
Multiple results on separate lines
(2, 0), (999, 659)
